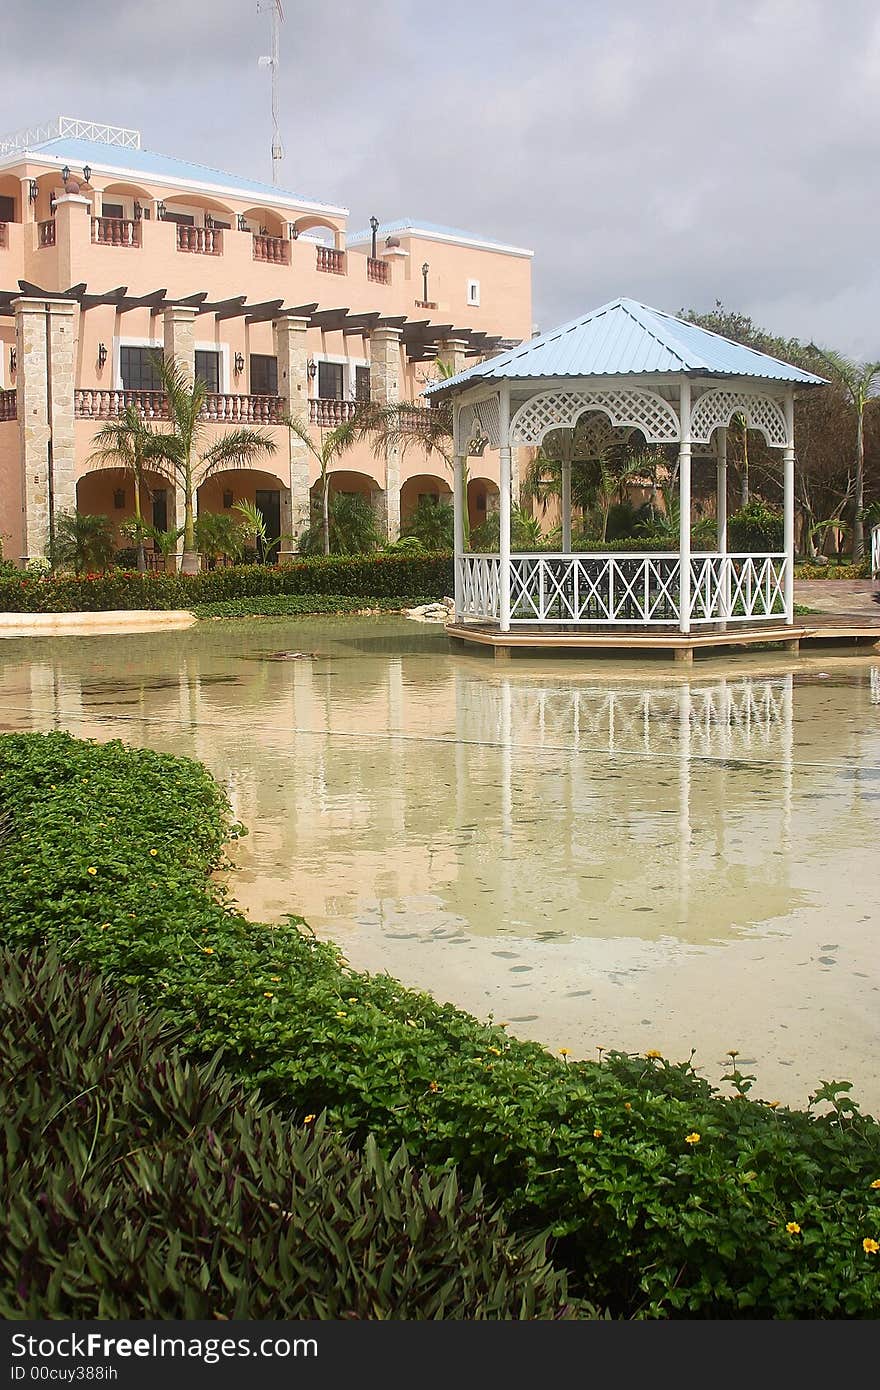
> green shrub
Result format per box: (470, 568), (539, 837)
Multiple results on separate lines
(299, 494), (384, 556)
(0, 554), (454, 613)
(728, 501), (784, 552)
(402, 498), (455, 550)
(1, 732), (879, 1318)
(1, 949), (583, 1321)
(794, 562), (872, 580)
(48, 510), (115, 576)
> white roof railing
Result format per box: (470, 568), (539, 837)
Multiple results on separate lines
(0, 116), (141, 157)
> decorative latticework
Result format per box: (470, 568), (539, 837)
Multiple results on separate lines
(456, 396), (501, 455)
(542, 411), (626, 459)
(691, 389), (788, 447)
(510, 389), (680, 446)
(458, 555), (501, 619)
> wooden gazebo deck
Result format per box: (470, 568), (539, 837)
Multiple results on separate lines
(447, 615), (880, 663)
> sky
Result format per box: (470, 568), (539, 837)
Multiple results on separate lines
(4, 0), (879, 356)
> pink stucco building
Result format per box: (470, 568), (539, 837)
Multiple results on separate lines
(0, 117), (532, 564)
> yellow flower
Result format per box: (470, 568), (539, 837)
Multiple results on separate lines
(203, 947), (214, 954)
(348, 996), (357, 1003)
(558, 1048), (570, 1057)
(336, 1011), (347, 1018)
(685, 1132), (701, 1145)
(863, 1238), (879, 1255)
(785, 1221), (801, 1235)
(87, 866), (97, 876)
(149, 849), (158, 857)
(271, 976), (281, 982)
(488, 1046), (501, 1056)
(645, 1049), (663, 1060)
(624, 1102), (632, 1111)
(593, 1128), (603, 1139)
(263, 992), (274, 998)
(727, 1049), (740, 1058)
(767, 1100), (780, 1109)
(100, 923), (110, 931)
(428, 1081), (439, 1093)
(304, 1114), (316, 1124)
(870, 1180), (880, 1190)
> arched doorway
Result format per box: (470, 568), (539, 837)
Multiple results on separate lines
(198, 468), (288, 563)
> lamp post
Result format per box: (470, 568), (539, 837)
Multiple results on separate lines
(369, 215), (379, 260)
(421, 262), (430, 303)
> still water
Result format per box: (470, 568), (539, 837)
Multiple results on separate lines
(2, 617), (878, 1112)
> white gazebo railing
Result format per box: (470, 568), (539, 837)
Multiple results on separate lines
(457, 552), (788, 626)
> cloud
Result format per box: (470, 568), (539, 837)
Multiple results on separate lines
(3, 0), (878, 354)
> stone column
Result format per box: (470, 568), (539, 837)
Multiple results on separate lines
(53, 193), (92, 292)
(274, 314), (311, 549)
(436, 339), (468, 377)
(14, 297), (77, 562)
(370, 326), (402, 541)
(162, 305), (197, 548)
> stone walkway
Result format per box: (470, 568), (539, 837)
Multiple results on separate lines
(794, 578), (880, 623)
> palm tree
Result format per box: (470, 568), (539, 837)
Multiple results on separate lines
(49, 511), (115, 576)
(147, 355), (277, 574)
(87, 406), (157, 571)
(523, 430), (660, 542)
(284, 415), (361, 556)
(814, 349), (880, 560)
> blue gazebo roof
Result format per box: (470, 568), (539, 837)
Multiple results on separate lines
(426, 298), (826, 392)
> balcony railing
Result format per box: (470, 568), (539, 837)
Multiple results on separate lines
(75, 388), (283, 424)
(309, 397), (360, 426)
(0, 223), (8, 250)
(316, 245), (345, 274)
(202, 393), (284, 424)
(253, 233), (290, 264)
(414, 299), (438, 310)
(398, 404), (435, 432)
(92, 216), (142, 247)
(0, 389), (16, 422)
(367, 256), (390, 284)
(75, 389), (169, 419)
(38, 219), (55, 248)
(177, 224), (223, 255)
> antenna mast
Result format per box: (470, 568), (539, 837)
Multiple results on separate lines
(257, 1), (285, 184)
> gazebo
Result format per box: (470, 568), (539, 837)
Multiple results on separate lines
(426, 298), (826, 658)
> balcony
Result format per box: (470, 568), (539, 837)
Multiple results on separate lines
(75, 389), (283, 424)
(414, 299), (438, 310)
(309, 398), (360, 426)
(367, 256), (390, 284)
(0, 389), (16, 422)
(91, 216), (142, 248)
(398, 404), (435, 432)
(176, 224), (223, 255)
(316, 245), (346, 275)
(38, 219), (55, 248)
(0, 223), (8, 250)
(253, 233), (290, 265)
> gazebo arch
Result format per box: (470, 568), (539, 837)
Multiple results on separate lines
(425, 297), (826, 643)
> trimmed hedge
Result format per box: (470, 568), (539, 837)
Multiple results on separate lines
(2, 949), (584, 1321)
(1, 732), (879, 1318)
(0, 554), (454, 614)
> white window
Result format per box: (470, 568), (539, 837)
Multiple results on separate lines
(466, 279), (480, 306)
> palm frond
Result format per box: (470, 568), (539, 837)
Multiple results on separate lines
(198, 428), (277, 481)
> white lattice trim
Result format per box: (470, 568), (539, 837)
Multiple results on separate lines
(456, 396), (501, 454)
(691, 389), (788, 447)
(510, 389), (680, 446)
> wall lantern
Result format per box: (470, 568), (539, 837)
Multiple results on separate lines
(9, 347), (16, 375)
(61, 165), (71, 185)
(113, 488), (126, 510)
(288, 222), (299, 240)
(234, 351), (245, 375)
(82, 165), (92, 183)
(97, 343), (108, 369)
(237, 213), (247, 232)
(133, 200), (142, 221)
(156, 200), (166, 220)
(28, 179), (38, 203)
(49, 195), (57, 216)
(421, 262), (430, 302)
(369, 214), (379, 259)
(204, 213), (214, 229)
(307, 358), (317, 380)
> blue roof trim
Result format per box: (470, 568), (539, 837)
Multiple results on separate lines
(426, 298), (827, 392)
(10, 136), (347, 215)
(348, 217), (532, 256)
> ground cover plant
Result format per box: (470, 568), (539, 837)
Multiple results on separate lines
(1, 950), (581, 1321)
(1, 732), (879, 1318)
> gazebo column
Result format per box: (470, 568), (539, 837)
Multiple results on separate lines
(716, 426), (729, 627)
(783, 389), (795, 625)
(499, 384), (512, 633)
(452, 404), (464, 620)
(678, 378), (692, 635)
(561, 457), (572, 553)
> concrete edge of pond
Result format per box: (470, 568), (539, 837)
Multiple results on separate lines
(0, 610), (198, 639)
